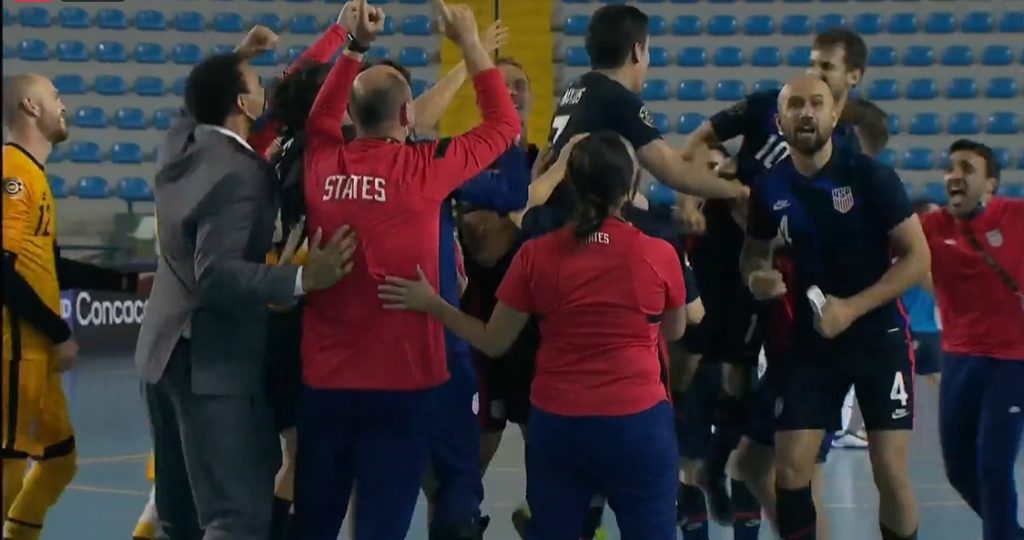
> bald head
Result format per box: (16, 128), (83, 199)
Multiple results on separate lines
(3, 73), (68, 143)
(350, 64), (413, 136)
(777, 75), (838, 156)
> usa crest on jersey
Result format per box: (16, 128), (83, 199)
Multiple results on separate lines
(831, 186), (854, 214)
(985, 229), (1003, 247)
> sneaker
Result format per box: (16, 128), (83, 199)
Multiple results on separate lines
(832, 431), (869, 449)
(511, 506), (530, 539)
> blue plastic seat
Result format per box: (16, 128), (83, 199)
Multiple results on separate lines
(135, 43), (167, 64)
(751, 46), (781, 67)
(565, 15), (589, 36)
(212, 12), (244, 33)
(672, 15), (701, 36)
(753, 79), (782, 93)
(1001, 11), (1024, 33)
(48, 176), (69, 199)
(991, 148), (1012, 170)
(135, 10), (166, 31)
(941, 45), (973, 66)
(398, 47), (428, 67)
(744, 15), (774, 35)
(53, 74), (87, 95)
(677, 47), (706, 67)
(74, 107), (107, 128)
(948, 112), (980, 135)
(69, 142), (102, 163)
(887, 13), (917, 34)
(74, 176), (110, 199)
(937, 150), (952, 171)
(853, 13), (882, 34)
(781, 15), (812, 35)
(651, 112), (670, 134)
(286, 46), (307, 64)
(677, 113), (706, 134)
(922, 182), (947, 204)
(961, 11), (993, 33)
(903, 148), (934, 171)
(707, 15), (737, 35)
(172, 43), (202, 65)
(402, 14), (431, 35)
(56, 40), (89, 62)
(3, 44), (12, 60)
(172, 77), (186, 97)
(410, 79), (429, 98)
(887, 114), (901, 135)
(903, 46), (933, 67)
(58, 7), (90, 29)
(924, 12), (954, 34)
(1002, 183), (1024, 199)
(366, 47), (389, 62)
(117, 178), (154, 203)
(18, 7), (50, 28)
(153, 108), (177, 130)
(876, 148), (898, 168)
(946, 78), (977, 99)
(868, 79), (899, 100)
(649, 15), (666, 36)
(250, 50), (279, 66)
(111, 142), (143, 163)
(115, 108), (146, 130)
(906, 78), (937, 100)
(713, 46), (743, 67)
(868, 46), (896, 67)
(93, 9), (127, 30)
(94, 75), (127, 95)
(1019, 152), (1024, 170)
(987, 112), (1020, 135)
(909, 113), (941, 135)
(174, 11), (205, 32)
(134, 76), (166, 96)
(565, 47), (589, 66)
(816, 14), (846, 33)
(48, 146), (67, 164)
(290, 14), (319, 34)
(714, 80), (745, 101)
(250, 13), (282, 33)
(643, 47), (665, 67)
(981, 45), (1013, 66)
(788, 46), (811, 67)
(986, 77), (1017, 99)
(2, 8), (8, 27)
(677, 80), (708, 101)
(94, 41), (126, 63)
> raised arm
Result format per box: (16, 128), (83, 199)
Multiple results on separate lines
(740, 180), (787, 300)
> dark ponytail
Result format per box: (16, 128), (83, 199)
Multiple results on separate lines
(567, 131), (639, 240)
(269, 60), (332, 143)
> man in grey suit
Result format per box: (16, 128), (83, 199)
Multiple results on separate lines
(136, 27), (356, 540)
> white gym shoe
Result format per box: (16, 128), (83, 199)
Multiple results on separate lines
(832, 431), (869, 449)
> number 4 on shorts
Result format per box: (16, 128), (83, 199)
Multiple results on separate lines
(890, 371), (909, 407)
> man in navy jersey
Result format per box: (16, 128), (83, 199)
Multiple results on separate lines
(741, 75), (928, 540)
(678, 29), (868, 520)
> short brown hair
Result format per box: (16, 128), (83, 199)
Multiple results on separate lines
(813, 29), (867, 76)
(843, 98), (888, 156)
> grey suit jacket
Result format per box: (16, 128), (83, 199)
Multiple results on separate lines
(135, 113), (299, 395)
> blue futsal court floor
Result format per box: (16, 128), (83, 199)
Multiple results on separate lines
(45, 353), (1021, 539)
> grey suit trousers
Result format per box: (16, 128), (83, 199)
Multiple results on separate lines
(145, 338), (280, 540)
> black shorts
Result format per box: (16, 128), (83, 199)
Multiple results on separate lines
(265, 308), (303, 432)
(744, 365), (831, 463)
(673, 361), (721, 460)
(911, 331), (942, 375)
(775, 333), (915, 433)
(476, 320), (538, 431)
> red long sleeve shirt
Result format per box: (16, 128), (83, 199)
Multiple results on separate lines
(302, 54), (520, 390)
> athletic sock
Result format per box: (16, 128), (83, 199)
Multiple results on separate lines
(880, 525), (917, 540)
(4, 451), (77, 540)
(677, 483), (709, 540)
(270, 496), (292, 540)
(776, 485), (816, 540)
(731, 479), (762, 540)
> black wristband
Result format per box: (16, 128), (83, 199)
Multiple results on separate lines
(347, 35), (370, 53)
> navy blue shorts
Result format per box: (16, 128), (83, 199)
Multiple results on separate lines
(912, 331), (942, 375)
(744, 366), (832, 463)
(674, 361), (721, 460)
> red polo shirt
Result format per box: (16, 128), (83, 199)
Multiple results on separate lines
(496, 218), (687, 417)
(921, 197), (1024, 361)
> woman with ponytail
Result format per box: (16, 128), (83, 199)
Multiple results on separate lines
(378, 130), (688, 539)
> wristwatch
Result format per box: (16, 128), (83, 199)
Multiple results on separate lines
(347, 35), (370, 53)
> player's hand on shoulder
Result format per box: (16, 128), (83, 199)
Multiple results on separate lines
(815, 295), (857, 339)
(353, 0), (386, 44)
(435, 0), (480, 47)
(302, 226), (358, 292)
(52, 338), (79, 373)
(747, 269), (786, 300)
(378, 265), (439, 312)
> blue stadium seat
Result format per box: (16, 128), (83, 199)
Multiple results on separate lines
(909, 113), (941, 135)
(290, 14), (318, 34)
(853, 13), (882, 34)
(251, 13), (282, 33)
(788, 46), (811, 67)
(175, 11), (205, 32)
(981, 45), (1013, 66)
(986, 77), (1017, 98)
(922, 182), (946, 204)
(48, 147), (67, 164)
(887, 13), (917, 34)
(15, 39), (47, 62)
(715, 80), (745, 101)
(74, 176), (110, 199)
(74, 107), (107, 128)
(948, 112), (980, 135)
(18, 7), (50, 28)
(172, 43), (202, 65)
(677, 113), (706, 134)
(153, 108), (177, 130)
(713, 47), (743, 67)
(924, 12), (954, 34)
(991, 148), (1011, 169)
(117, 178), (154, 203)
(250, 50), (278, 66)
(95, 75), (128, 95)
(868, 46), (896, 67)
(286, 46), (307, 64)
(59, 8), (90, 29)
(565, 47), (589, 66)
(903, 46), (933, 67)
(903, 148), (934, 170)
(876, 148), (897, 168)
(960, 11), (993, 33)
(69, 142), (102, 163)
(868, 80), (899, 100)
(402, 15), (431, 35)
(677, 47), (706, 67)
(937, 150), (951, 171)
(651, 112), (670, 134)
(115, 108), (146, 130)
(95, 41), (127, 63)
(1001, 11), (1024, 33)
(744, 15), (774, 36)
(366, 47), (389, 62)
(213, 12), (244, 33)
(1020, 152), (1024, 170)
(707, 15), (737, 35)
(649, 15), (666, 36)
(48, 176), (69, 199)
(987, 112), (1020, 135)
(1003, 183), (1024, 199)
(135, 10), (166, 31)
(946, 78), (977, 99)
(135, 43), (167, 64)
(816, 14), (846, 33)
(753, 79), (782, 93)
(56, 40), (89, 62)
(53, 74), (87, 95)
(906, 78), (937, 100)
(941, 45), (973, 66)
(887, 114), (900, 135)
(565, 15), (589, 36)
(111, 142), (143, 163)
(380, 15), (395, 36)
(3, 7), (10, 27)
(781, 15), (812, 35)
(410, 79), (429, 98)
(677, 80), (708, 101)
(751, 46), (781, 67)
(672, 16), (701, 36)
(134, 76), (166, 96)
(97, 9), (128, 30)
(172, 77), (186, 96)
(398, 47), (428, 67)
